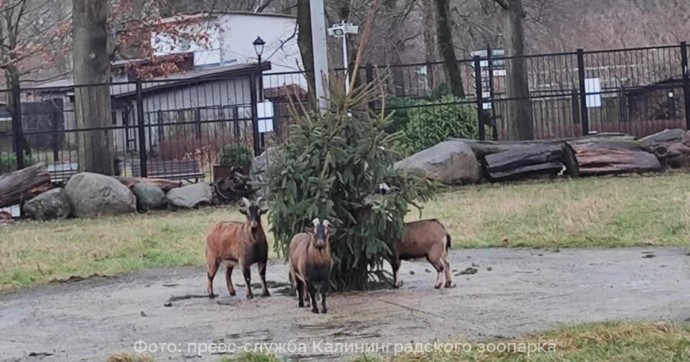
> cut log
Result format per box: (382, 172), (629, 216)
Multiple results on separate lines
(450, 133), (638, 159)
(639, 128), (685, 148)
(112, 176), (183, 192)
(572, 142), (663, 175)
(0, 162), (52, 208)
(482, 142), (580, 182)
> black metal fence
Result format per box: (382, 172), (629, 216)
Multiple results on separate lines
(2, 42), (690, 181)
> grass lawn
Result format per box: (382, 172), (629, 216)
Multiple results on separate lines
(109, 321), (690, 361)
(2, 173), (690, 290)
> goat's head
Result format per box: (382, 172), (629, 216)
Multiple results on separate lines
(304, 218), (336, 249)
(239, 197), (268, 231)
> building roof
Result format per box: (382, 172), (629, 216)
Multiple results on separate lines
(159, 11), (296, 24)
(30, 62), (271, 99)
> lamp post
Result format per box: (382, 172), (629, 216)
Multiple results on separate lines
(253, 36), (266, 152)
(328, 20), (358, 95)
(253, 36), (265, 100)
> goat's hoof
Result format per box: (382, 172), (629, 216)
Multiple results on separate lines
(261, 291), (271, 298)
(246, 294), (254, 300)
(434, 283), (442, 289)
(445, 282), (453, 288)
(311, 308), (319, 314)
(298, 302), (304, 308)
(208, 293), (217, 299)
(321, 308), (328, 314)
(229, 291), (236, 297)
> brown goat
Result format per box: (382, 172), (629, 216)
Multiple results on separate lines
(205, 197), (270, 300)
(288, 218), (335, 314)
(391, 219), (452, 289)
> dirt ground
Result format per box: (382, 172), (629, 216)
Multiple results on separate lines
(1, 247), (689, 362)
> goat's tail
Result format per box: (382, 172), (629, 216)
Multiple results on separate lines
(445, 233), (451, 251)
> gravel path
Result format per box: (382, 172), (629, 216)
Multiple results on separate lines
(1, 247), (689, 361)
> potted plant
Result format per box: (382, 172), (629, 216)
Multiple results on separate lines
(213, 144), (253, 182)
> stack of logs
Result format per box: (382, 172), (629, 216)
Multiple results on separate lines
(454, 129), (690, 182)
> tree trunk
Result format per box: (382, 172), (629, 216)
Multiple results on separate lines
(73, 0), (114, 175)
(421, 0), (438, 92)
(482, 143), (579, 181)
(434, 0), (465, 98)
(297, 0), (316, 108)
(572, 142), (663, 175)
(112, 176), (183, 193)
(0, 162), (51, 208)
(503, 0), (533, 140)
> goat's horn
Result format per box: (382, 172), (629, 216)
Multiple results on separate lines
(312, 218), (320, 227)
(256, 197), (264, 205)
(241, 197), (250, 208)
(322, 219), (331, 227)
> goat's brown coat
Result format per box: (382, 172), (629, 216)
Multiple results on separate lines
(391, 218), (452, 289)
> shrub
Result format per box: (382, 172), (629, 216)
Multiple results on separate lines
(383, 97), (418, 135)
(398, 95), (478, 155)
(0, 151), (36, 173)
(219, 143), (253, 170)
(267, 81), (436, 291)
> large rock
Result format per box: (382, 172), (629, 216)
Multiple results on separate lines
(132, 183), (167, 211)
(249, 147), (281, 197)
(394, 140), (481, 184)
(65, 173), (137, 218)
(23, 188), (71, 221)
(166, 183), (213, 209)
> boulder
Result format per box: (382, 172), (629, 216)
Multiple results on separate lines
(166, 183), (213, 209)
(23, 188), (72, 221)
(132, 183), (167, 211)
(65, 173), (137, 218)
(249, 147), (281, 197)
(394, 140), (481, 184)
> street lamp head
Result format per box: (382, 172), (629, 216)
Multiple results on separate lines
(253, 36), (265, 57)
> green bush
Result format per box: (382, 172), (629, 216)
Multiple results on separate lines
(267, 83), (435, 291)
(383, 97), (418, 135)
(218, 144), (253, 170)
(398, 95), (478, 155)
(0, 152), (36, 173)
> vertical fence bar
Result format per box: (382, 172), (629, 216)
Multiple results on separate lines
(135, 80), (148, 178)
(576, 49), (590, 136)
(249, 72), (261, 156)
(486, 44), (498, 140)
(680, 42), (690, 130)
(11, 85), (24, 170)
(474, 55), (486, 141)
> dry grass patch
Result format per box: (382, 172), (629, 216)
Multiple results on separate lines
(382, 321), (690, 362)
(2, 173), (690, 290)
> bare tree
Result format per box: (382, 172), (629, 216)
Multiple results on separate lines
(72, 0), (114, 174)
(494, 0), (533, 140)
(435, 0), (464, 98)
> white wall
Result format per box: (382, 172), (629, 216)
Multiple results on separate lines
(151, 13), (307, 90)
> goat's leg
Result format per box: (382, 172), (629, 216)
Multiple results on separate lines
(307, 283), (319, 314)
(319, 282), (329, 314)
(295, 277), (305, 308)
(443, 254), (453, 288)
(391, 256), (402, 288)
(225, 265), (236, 297)
(206, 256), (220, 298)
(242, 265), (254, 300)
(258, 262), (270, 297)
(426, 255), (445, 289)
(303, 283), (311, 308)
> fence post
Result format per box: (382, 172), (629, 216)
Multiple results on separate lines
(680, 42), (690, 130)
(365, 63), (376, 111)
(135, 79), (148, 178)
(576, 49), (590, 136)
(10, 85), (24, 170)
(486, 44), (498, 141)
(249, 72), (261, 156)
(474, 55), (486, 141)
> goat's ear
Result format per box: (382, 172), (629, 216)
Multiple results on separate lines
(260, 208), (268, 215)
(238, 208), (247, 215)
(304, 226), (315, 234)
(326, 225), (336, 235)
